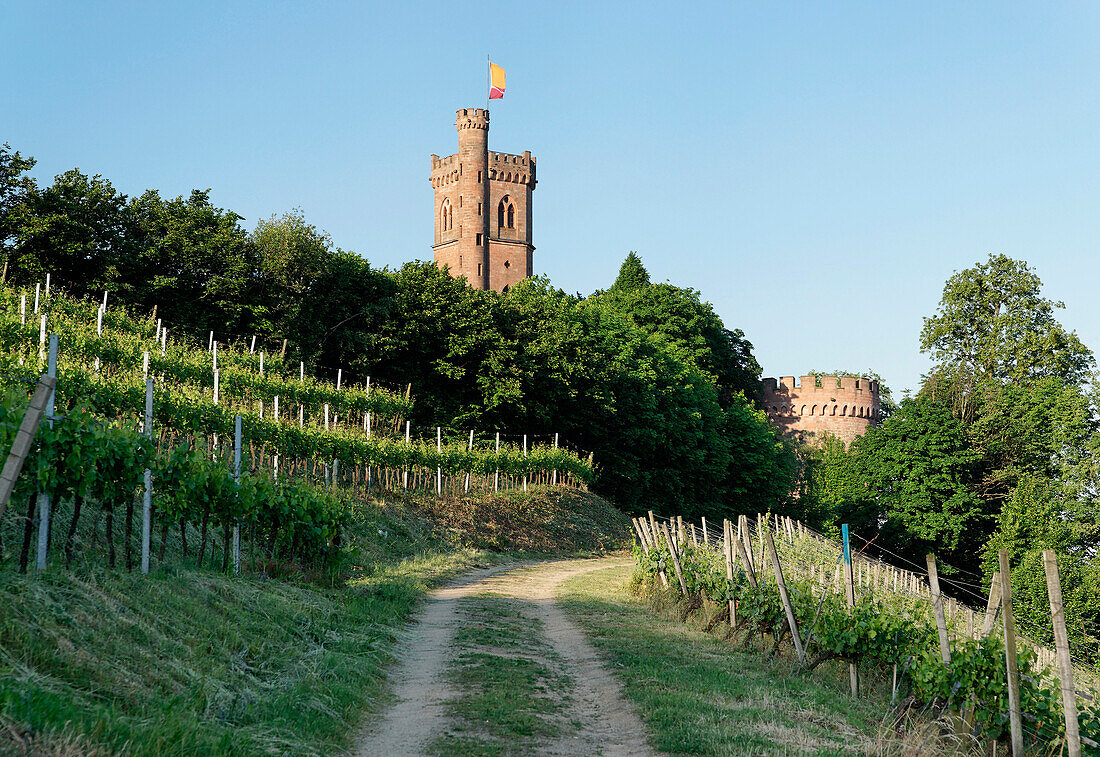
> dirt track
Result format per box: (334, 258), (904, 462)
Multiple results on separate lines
(353, 557), (655, 757)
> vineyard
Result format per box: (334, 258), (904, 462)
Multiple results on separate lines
(631, 512), (1100, 755)
(0, 280), (593, 575)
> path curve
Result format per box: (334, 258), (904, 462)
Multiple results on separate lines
(354, 557), (655, 757)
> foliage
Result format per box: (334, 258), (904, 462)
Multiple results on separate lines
(609, 251), (651, 292)
(810, 593), (927, 669)
(847, 395), (985, 568)
(599, 254), (762, 405)
(920, 253), (1094, 386)
(8, 169), (135, 292)
(632, 526), (1100, 753)
(0, 143), (35, 261)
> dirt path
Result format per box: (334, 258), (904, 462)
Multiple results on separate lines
(354, 557), (655, 757)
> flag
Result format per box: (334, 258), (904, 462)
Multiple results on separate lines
(489, 62), (505, 100)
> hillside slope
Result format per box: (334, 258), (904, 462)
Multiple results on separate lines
(0, 488), (630, 756)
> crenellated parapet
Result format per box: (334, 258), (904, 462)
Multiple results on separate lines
(456, 107), (490, 130)
(489, 151), (537, 187)
(761, 374), (880, 446)
(429, 154), (461, 189)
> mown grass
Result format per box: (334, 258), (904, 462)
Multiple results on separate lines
(0, 547), (505, 756)
(558, 563), (953, 757)
(427, 594), (573, 757)
(0, 487), (628, 756)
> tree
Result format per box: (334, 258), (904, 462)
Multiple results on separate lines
(960, 377), (1097, 506)
(849, 395), (985, 569)
(8, 169), (137, 292)
(367, 262), (502, 426)
(292, 249), (394, 374)
(124, 189), (255, 334)
(608, 251), (650, 292)
(250, 209), (334, 334)
(982, 476), (1099, 656)
(920, 254), (1094, 386)
(798, 434), (874, 534)
(0, 143), (36, 270)
(600, 279), (762, 405)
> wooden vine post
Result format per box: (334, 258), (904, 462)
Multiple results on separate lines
(722, 518), (737, 626)
(1043, 550), (1081, 757)
(232, 414), (242, 575)
(632, 518), (650, 554)
(926, 554), (952, 665)
(0, 375), (57, 518)
(646, 512), (668, 587)
(979, 571), (1002, 637)
(998, 550), (1024, 756)
(735, 530), (758, 589)
(661, 522), (688, 596)
(765, 530), (805, 665)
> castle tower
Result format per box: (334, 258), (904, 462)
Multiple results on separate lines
(430, 107), (536, 292)
(760, 374), (881, 446)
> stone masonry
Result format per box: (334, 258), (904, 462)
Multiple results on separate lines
(430, 108), (536, 292)
(761, 374), (880, 446)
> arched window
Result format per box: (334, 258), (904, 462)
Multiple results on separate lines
(841, 405), (847, 416)
(800, 405), (807, 416)
(811, 405), (817, 416)
(441, 199), (453, 231)
(498, 196), (516, 231)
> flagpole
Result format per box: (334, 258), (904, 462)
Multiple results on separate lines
(486, 54), (490, 109)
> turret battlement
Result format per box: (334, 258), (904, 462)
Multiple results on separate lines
(761, 373), (881, 446)
(455, 107), (490, 130)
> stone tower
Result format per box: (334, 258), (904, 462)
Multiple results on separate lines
(430, 107), (536, 292)
(761, 374), (881, 446)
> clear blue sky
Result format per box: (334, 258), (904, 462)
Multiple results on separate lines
(5, 2), (1100, 396)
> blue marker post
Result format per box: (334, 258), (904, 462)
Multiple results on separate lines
(841, 523), (859, 696)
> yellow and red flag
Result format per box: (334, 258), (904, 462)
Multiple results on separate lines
(489, 62), (505, 100)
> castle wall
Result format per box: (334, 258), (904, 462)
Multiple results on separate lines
(761, 375), (880, 446)
(487, 150), (535, 291)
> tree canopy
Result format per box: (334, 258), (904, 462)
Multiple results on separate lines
(920, 253), (1094, 386)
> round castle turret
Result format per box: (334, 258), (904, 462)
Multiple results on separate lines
(761, 375), (880, 446)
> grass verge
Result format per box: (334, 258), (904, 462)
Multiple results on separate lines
(558, 563), (954, 756)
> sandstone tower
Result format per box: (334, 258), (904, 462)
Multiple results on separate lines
(430, 108), (536, 292)
(761, 374), (880, 446)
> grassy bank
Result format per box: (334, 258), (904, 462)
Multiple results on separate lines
(559, 563), (953, 756)
(0, 488), (630, 756)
